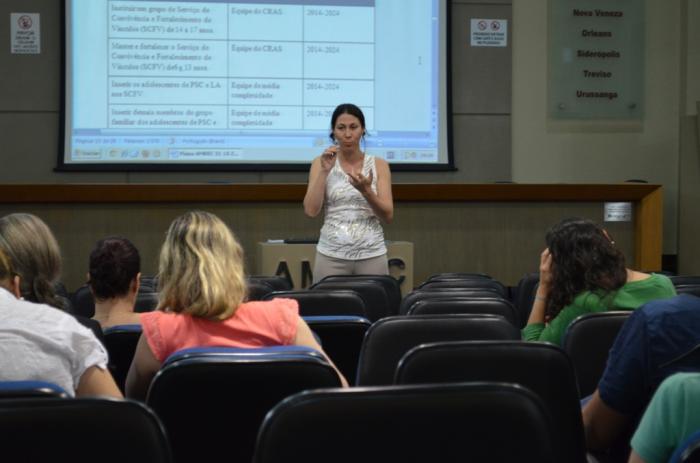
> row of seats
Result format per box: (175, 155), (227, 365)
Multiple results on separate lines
(0, 378), (566, 463)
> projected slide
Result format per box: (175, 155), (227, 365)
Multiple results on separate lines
(63, 0), (449, 169)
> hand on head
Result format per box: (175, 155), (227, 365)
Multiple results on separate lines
(539, 248), (553, 291)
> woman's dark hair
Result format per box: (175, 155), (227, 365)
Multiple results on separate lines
(545, 217), (627, 319)
(329, 103), (366, 141)
(88, 236), (140, 300)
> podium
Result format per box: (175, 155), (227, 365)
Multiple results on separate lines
(256, 241), (414, 296)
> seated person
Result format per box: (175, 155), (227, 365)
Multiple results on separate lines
(628, 372), (700, 463)
(0, 212), (104, 340)
(89, 236), (142, 328)
(0, 217), (121, 398)
(523, 218), (675, 345)
(125, 211), (348, 400)
(582, 294), (700, 453)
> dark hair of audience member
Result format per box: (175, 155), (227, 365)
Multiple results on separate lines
(545, 217), (627, 320)
(88, 236), (140, 300)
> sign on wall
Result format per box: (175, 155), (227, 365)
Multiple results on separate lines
(548, 0), (644, 120)
(470, 19), (508, 47)
(10, 13), (40, 54)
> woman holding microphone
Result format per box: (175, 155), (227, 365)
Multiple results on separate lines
(303, 103), (393, 283)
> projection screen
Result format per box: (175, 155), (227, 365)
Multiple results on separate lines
(60, 0), (452, 171)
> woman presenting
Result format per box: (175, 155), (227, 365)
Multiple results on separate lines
(304, 103), (393, 283)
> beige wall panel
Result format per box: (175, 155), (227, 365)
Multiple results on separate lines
(0, 113), (127, 183)
(678, 114), (700, 273)
(0, 0), (61, 111)
(0, 201), (632, 292)
(451, 3), (512, 114)
(512, 0), (681, 254)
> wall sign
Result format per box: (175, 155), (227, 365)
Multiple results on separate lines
(548, 0), (644, 120)
(10, 13), (40, 54)
(470, 19), (508, 47)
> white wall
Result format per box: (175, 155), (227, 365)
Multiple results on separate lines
(512, 0), (681, 254)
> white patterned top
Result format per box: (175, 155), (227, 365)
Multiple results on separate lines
(317, 154), (387, 260)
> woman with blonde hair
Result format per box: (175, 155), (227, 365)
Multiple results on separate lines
(126, 211), (347, 399)
(0, 213), (121, 397)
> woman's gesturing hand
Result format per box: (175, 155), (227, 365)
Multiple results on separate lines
(320, 146), (338, 172)
(347, 169), (373, 195)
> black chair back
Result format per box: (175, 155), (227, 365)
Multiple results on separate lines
(254, 382), (556, 463)
(71, 284), (95, 318)
(103, 324), (142, 393)
(356, 314), (520, 386)
(396, 341), (586, 463)
(399, 288), (503, 315)
(562, 311), (632, 397)
(675, 429), (700, 463)
(514, 272), (540, 327)
(0, 380), (68, 398)
(0, 398), (171, 462)
(406, 297), (519, 326)
(135, 291), (158, 313)
(426, 272), (492, 281)
(304, 315), (372, 385)
(147, 346), (341, 463)
(249, 275), (293, 291)
(418, 278), (507, 297)
(264, 289), (367, 318)
(318, 275), (402, 316)
(246, 280), (276, 301)
(311, 280), (391, 321)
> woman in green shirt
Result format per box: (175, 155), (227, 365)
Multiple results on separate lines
(522, 218), (676, 346)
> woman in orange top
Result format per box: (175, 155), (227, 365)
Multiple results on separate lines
(125, 211), (347, 400)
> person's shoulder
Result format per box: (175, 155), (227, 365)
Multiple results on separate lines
(373, 156), (390, 169)
(660, 371), (700, 392)
(238, 298), (299, 314)
(641, 293), (700, 313)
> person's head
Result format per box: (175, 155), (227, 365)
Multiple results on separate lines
(545, 217), (627, 318)
(329, 103), (366, 145)
(0, 213), (63, 307)
(157, 211), (247, 320)
(88, 237), (141, 301)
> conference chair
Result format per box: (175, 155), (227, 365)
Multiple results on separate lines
(417, 278), (508, 297)
(674, 284), (700, 298)
(318, 275), (402, 316)
(670, 275), (700, 287)
(0, 397), (171, 463)
(425, 272), (493, 281)
(355, 314), (520, 386)
(70, 285), (158, 317)
(254, 382), (556, 463)
(248, 275), (293, 292)
(71, 284), (96, 318)
(513, 272), (540, 327)
(561, 311), (632, 398)
(303, 315), (372, 385)
(310, 279), (391, 322)
(0, 380), (68, 399)
(147, 346), (342, 463)
(671, 429), (700, 463)
(103, 324), (143, 393)
(396, 341), (586, 463)
(405, 296), (519, 326)
(399, 288), (504, 315)
(263, 289), (367, 318)
(246, 280), (276, 301)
